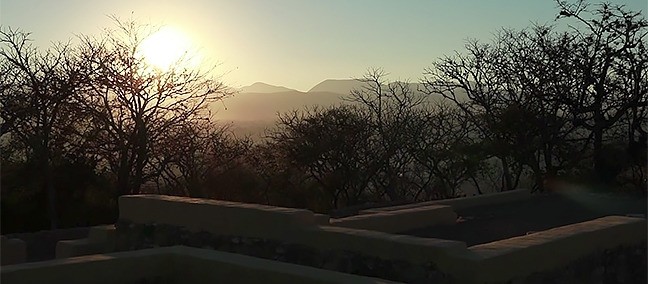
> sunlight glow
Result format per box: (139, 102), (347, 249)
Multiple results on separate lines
(139, 26), (200, 71)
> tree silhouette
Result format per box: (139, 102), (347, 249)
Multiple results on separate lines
(345, 69), (427, 200)
(75, 18), (232, 197)
(270, 105), (375, 208)
(156, 120), (252, 198)
(423, 1), (647, 191)
(1, 27), (83, 229)
(555, 0), (648, 184)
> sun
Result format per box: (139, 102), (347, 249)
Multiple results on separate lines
(139, 26), (199, 71)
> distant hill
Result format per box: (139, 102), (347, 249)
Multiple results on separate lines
(307, 79), (364, 95)
(212, 90), (345, 122)
(239, 82), (297, 93)
(213, 79), (470, 140)
(308, 79), (433, 97)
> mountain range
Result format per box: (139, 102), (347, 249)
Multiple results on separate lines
(236, 79), (429, 96)
(307, 79), (366, 94)
(216, 79), (363, 122)
(238, 82), (298, 93)
(213, 79), (466, 139)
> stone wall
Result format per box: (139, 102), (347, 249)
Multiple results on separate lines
(114, 195), (646, 284)
(1, 236), (26, 265)
(115, 221), (450, 284)
(56, 225), (116, 259)
(115, 220), (646, 284)
(3, 227), (90, 262)
(461, 216), (647, 283)
(360, 189), (532, 214)
(330, 205), (456, 233)
(118, 194), (317, 240)
(521, 242), (647, 284)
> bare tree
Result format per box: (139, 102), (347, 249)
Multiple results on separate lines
(555, 0), (648, 183)
(345, 69), (427, 200)
(405, 102), (486, 199)
(423, 1), (647, 191)
(269, 105), (375, 209)
(1, 27), (82, 228)
(422, 39), (528, 191)
(155, 120), (252, 198)
(75, 18), (232, 197)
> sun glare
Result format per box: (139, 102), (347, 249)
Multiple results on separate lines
(139, 26), (200, 71)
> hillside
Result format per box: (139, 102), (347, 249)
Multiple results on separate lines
(211, 80), (469, 140)
(239, 82), (297, 93)
(212, 90), (345, 122)
(307, 79), (364, 94)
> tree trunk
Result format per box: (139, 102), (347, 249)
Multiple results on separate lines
(117, 152), (131, 197)
(131, 118), (148, 195)
(500, 156), (514, 191)
(40, 119), (59, 229)
(43, 147), (58, 230)
(592, 125), (606, 182)
(383, 169), (402, 201)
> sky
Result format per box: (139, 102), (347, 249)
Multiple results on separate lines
(1, 0), (646, 92)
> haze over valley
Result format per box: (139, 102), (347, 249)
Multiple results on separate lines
(214, 79), (465, 139)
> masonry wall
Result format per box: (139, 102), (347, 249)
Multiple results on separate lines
(459, 216), (647, 283)
(112, 195), (647, 284)
(360, 189), (533, 214)
(115, 202), (464, 284)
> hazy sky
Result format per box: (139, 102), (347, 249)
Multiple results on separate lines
(1, 0), (646, 91)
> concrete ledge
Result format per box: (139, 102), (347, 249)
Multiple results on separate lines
(55, 225), (116, 259)
(55, 239), (102, 259)
(119, 195), (317, 239)
(360, 189), (532, 214)
(88, 225), (116, 252)
(331, 205), (456, 233)
(1, 236), (27, 265)
(459, 216), (647, 283)
(2, 246), (400, 284)
(291, 225), (470, 271)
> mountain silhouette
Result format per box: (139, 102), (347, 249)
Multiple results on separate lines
(239, 82), (298, 93)
(214, 90), (344, 122)
(307, 79), (434, 96)
(307, 79), (364, 94)
(213, 79), (469, 140)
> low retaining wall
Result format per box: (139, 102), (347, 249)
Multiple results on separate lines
(116, 195), (467, 283)
(457, 216), (647, 283)
(56, 225), (116, 259)
(114, 195), (646, 283)
(360, 189), (532, 214)
(522, 242), (646, 284)
(115, 221), (462, 283)
(119, 194), (317, 240)
(2, 246), (399, 284)
(3, 227), (90, 262)
(330, 205), (456, 233)
(1, 236), (26, 265)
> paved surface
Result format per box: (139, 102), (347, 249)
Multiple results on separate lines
(401, 191), (647, 246)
